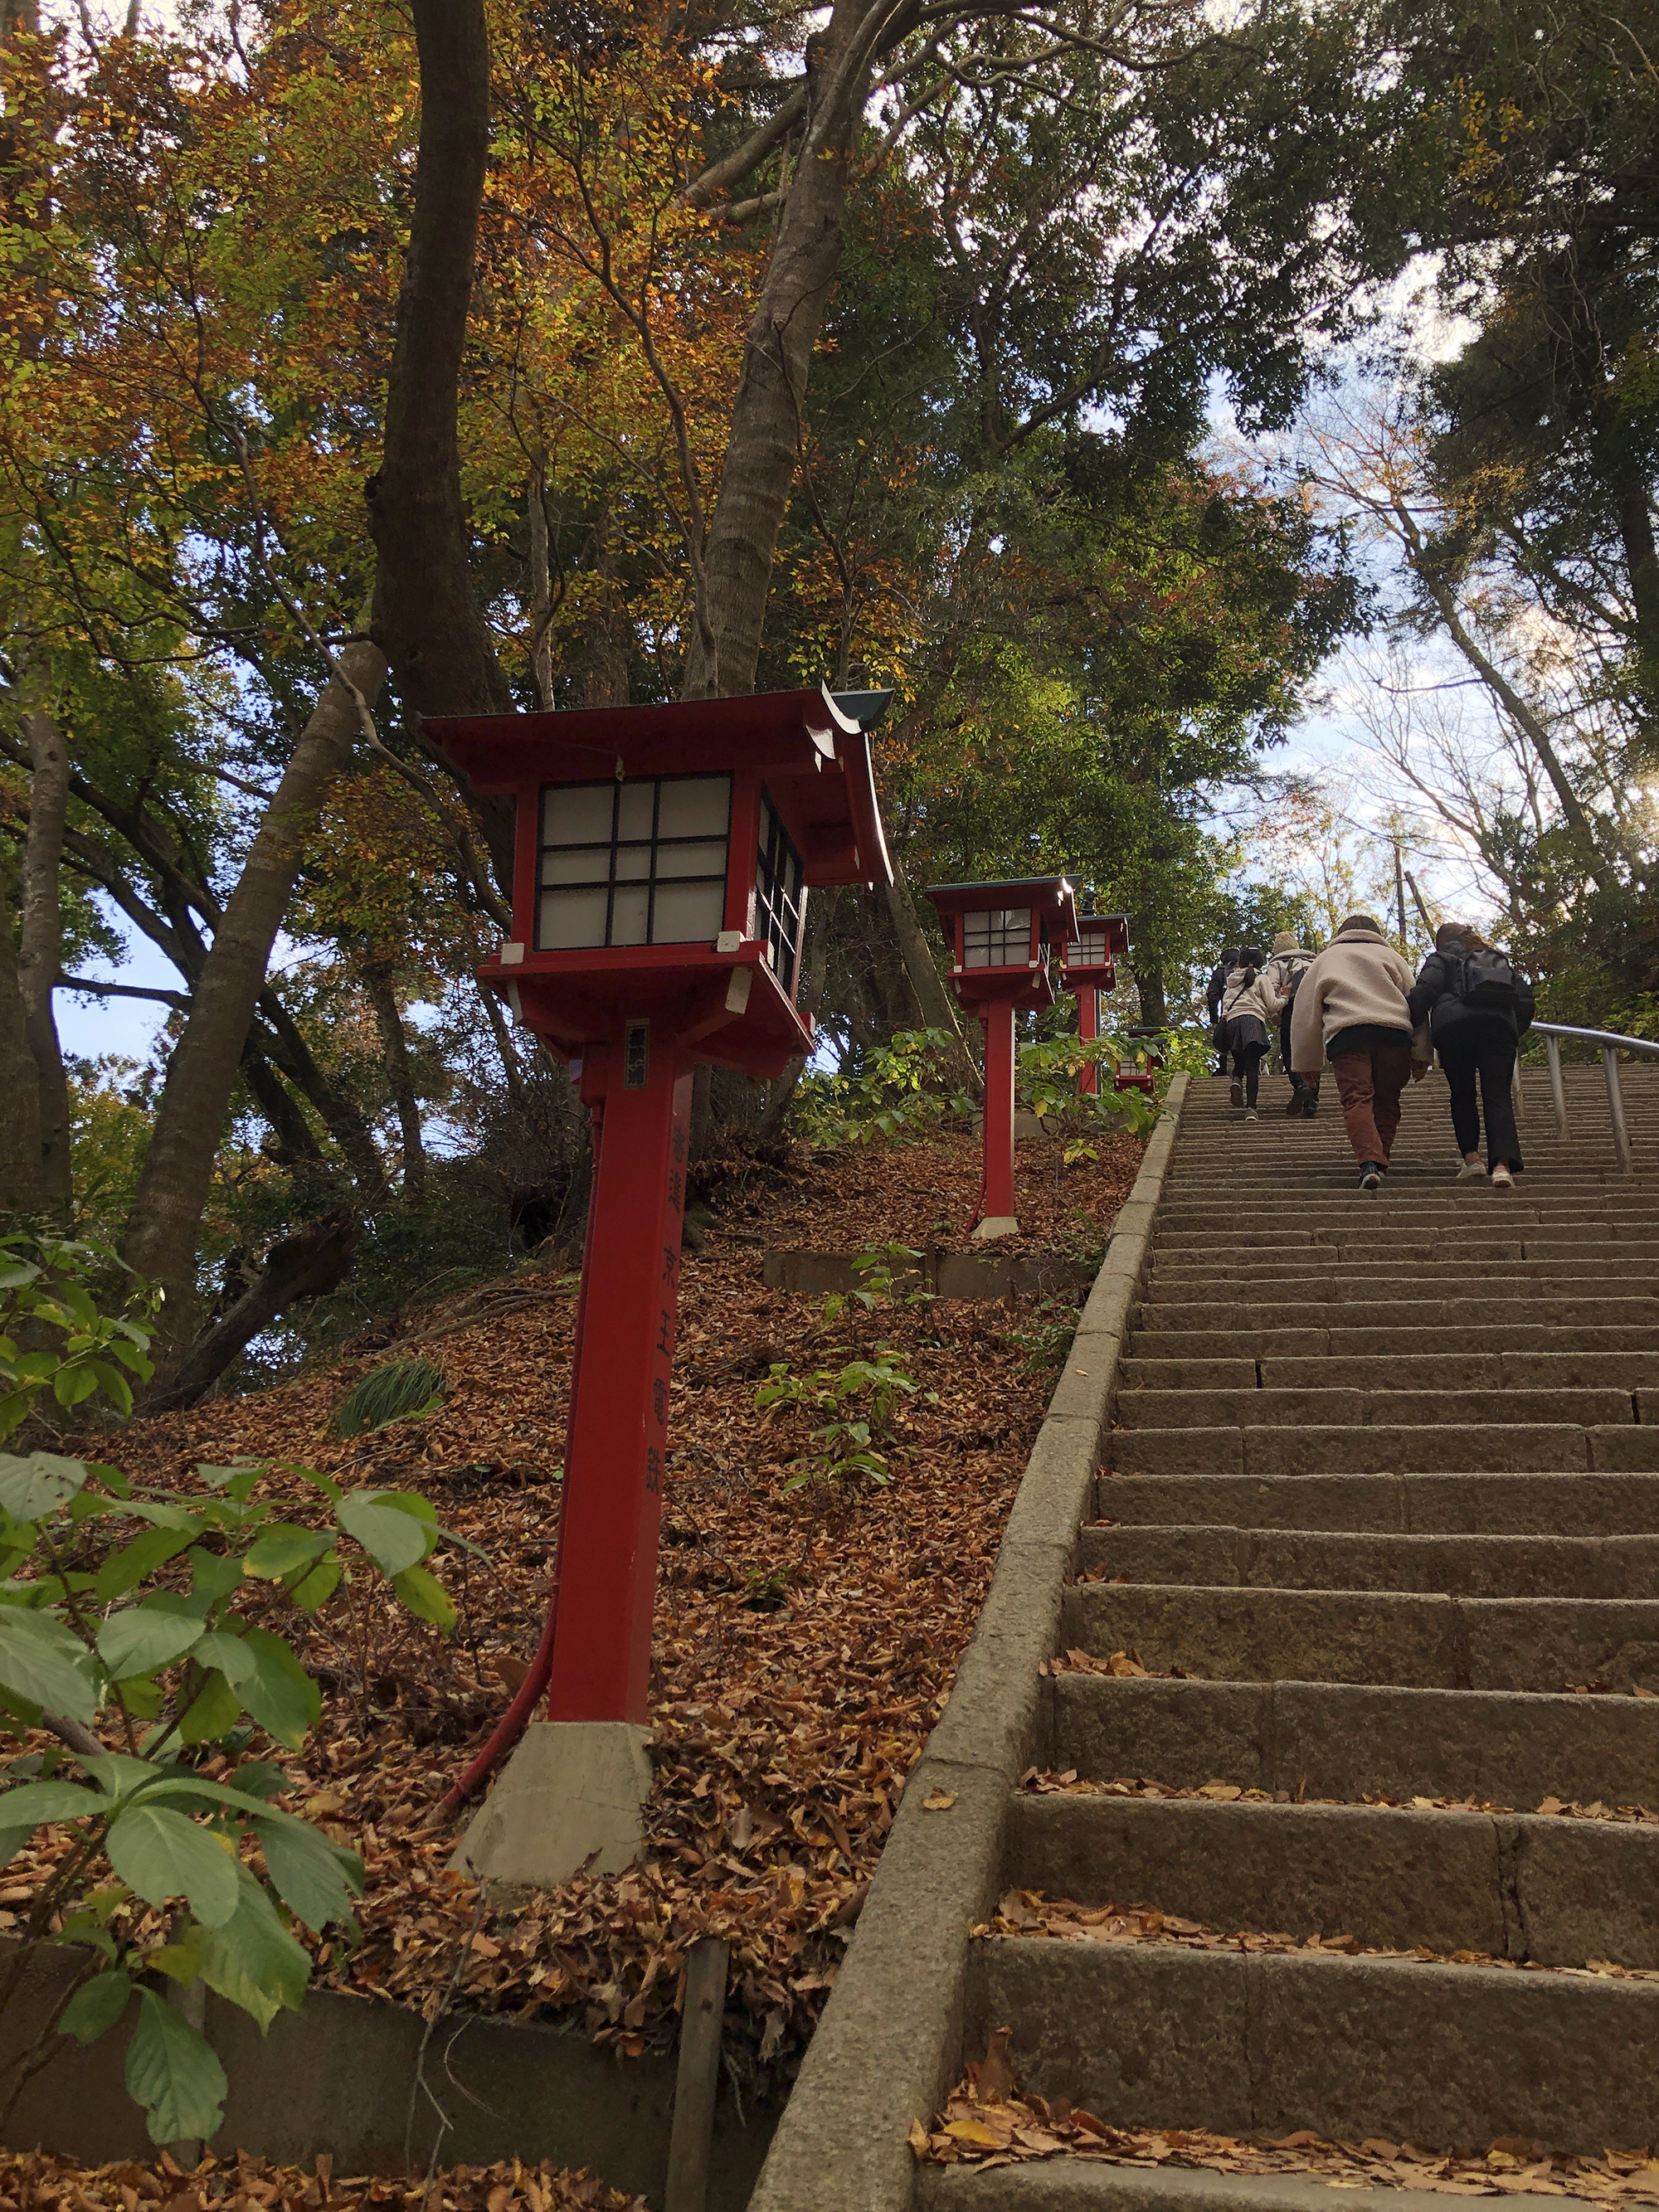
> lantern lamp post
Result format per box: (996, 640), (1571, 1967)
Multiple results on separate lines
(925, 878), (1078, 1239)
(429, 684), (893, 1886)
(1062, 912), (1130, 1096)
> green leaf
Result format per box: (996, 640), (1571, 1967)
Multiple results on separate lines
(52, 1364), (102, 1410)
(85, 1361), (133, 1415)
(96, 1611), (204, 1682)
(195, 1464), (263, 1492)
(391, 1565), (456, 1632)
(243, 1525), (332, 1581)
(94, 1527), (198, 1603)
(187, 1548), (244, 1607)
(289, 1559), (342, 1614)
(196, 1866), (309, 2030)
(106, 1804), (240, 1928)
(191, 1632), (255, 1688)
(254, 1812), (361, 1933)
(178, 1667), (242, 1747)
(334, 1492), (429, 1577)
(0, 1777), (102, 1826)
(0, 1452), (88, 1521)
(58, 1968), (133, 2044)
(0, 1608), (99, 1722)
(236, 1628), (319, 1749)
(125, 1987), (227, 2146)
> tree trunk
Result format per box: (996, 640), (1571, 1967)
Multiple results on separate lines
(1134, 961), (1168, 1028)
(366, 0), (515, 889)
(363, 967), (426, 1201)
(527, 469), (556, 712)
(122, 642), (387, 1364)
(16, 695), (71, 1215)
(148, 1213), (362, 1411)
(679, 11), (868, 698)
(878, 862), (981, 1095)
(0, 872), (44, 1213)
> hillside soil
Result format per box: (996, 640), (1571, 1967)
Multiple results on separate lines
(2, 1125), (1141, 2108)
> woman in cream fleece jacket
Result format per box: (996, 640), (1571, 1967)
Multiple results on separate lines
(1290, 915), (1430, 1185)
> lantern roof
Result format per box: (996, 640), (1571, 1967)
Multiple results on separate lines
(926, 877), (1079, 939)
(428, 683), (893, 890)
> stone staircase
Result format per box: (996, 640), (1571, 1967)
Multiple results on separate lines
(931, 1060), (1659, 2202)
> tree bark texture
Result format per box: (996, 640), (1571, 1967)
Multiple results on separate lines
(17, 699), (72, 1213)
(679, 11), (870, 698)
(878, 862), (981, 1096)
(122, 641), (387, 1359)
(363, 967), (426, 1201)
(150, 1213), (362, 1411)
(367, 0), (515, 889)
(0, 871), (44, 1213)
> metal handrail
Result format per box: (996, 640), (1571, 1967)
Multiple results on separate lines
(1530, 1021), (1659, 1172)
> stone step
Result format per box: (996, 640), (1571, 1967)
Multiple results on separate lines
(1112, 1387), (1642, 1430)
(1005, 1792), (1659, 1966)
(1120, 1353), (1659, 1391)
(1047, 1674), (1659, 1805)
(970, 1938), (1659, 2154)
(1073, 1524), (1659, 1598)
(1135, 1298), (1659, 1332)
(917, 2167), (1560, 2212)
(1107, 1423), (1659, 1477)
(1128, 1328), (1659, 1360)
(1092, 1471), (1659, 1536)
(1059, 1583), (1659, 1693)
(1147, 1260), (1658, 1286)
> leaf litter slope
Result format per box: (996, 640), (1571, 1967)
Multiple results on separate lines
(27, 1127), (1140, 2098)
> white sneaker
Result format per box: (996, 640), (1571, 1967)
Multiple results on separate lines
(1457, 1159), (1486, 1180)
(1491, 1164), (1515, 1189)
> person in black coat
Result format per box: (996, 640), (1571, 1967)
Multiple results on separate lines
(1407, 924), (1536, 1186)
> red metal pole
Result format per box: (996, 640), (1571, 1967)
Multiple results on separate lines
(542, 1031), (693, 1726)
(980, 999), (1017, 1224)
(1078, 985), (1099, 1096)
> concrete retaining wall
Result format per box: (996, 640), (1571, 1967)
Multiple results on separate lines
(761, 1250), (1091, 1300)
(746, 1077), (1191, 2212)
(0, 1938), (776, 2206)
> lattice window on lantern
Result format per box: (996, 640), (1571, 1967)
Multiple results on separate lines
(1074, 927), (1111, 966)
(755, 788), (805, 995)
(961, 907), (1032, 969)
(538, 775), (732, 950)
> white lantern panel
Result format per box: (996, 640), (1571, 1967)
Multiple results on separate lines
(543, 785), (614, 846)
(610, 886), (650, 946)
(535, 774), (733, 950)
(659, 777), (732, 838)
(541, 846), (605, 886)
(539, 887), (610, 948)
(655, 839), (727, 882)
(1075, 929), (1108, 964)
(962, 907), (1032, 967)
(652, 881), (725, 942)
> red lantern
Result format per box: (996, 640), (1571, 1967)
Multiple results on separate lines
(926, 878), (1078, 1236)
(1061, 912), (1130, 1096)
(428, 687), (892, 1883)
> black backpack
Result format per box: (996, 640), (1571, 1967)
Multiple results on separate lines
(1454, 946), (1522, 1013)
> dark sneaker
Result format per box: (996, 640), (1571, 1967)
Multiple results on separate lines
(1359, 1163), (1384, 1191)
(1283, 1093), (1304, 1116)
(1301, 1092), (1319, 1117)
(1229, 1078), (1244, 1108)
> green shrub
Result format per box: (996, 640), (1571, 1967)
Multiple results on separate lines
(331, 1358), (445, 1439)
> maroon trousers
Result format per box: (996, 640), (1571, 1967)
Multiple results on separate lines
(1331, 1042), (1412, 1166)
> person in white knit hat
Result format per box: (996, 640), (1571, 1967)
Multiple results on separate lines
(1290, 915), (1431, 1189)
(1218, 946), (1274, 1120)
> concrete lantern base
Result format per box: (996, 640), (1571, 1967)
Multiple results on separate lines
(451, 1720), (653, 1889)
(971, 1215), (1019, 1241)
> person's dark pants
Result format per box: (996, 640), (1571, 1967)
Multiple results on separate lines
(1331, 1042), (1412, 1165)
(1439, 1033), (1522, 1172)
(1279, 1003), (1318, 1101)
(1231, 1042), (1267, 1107)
